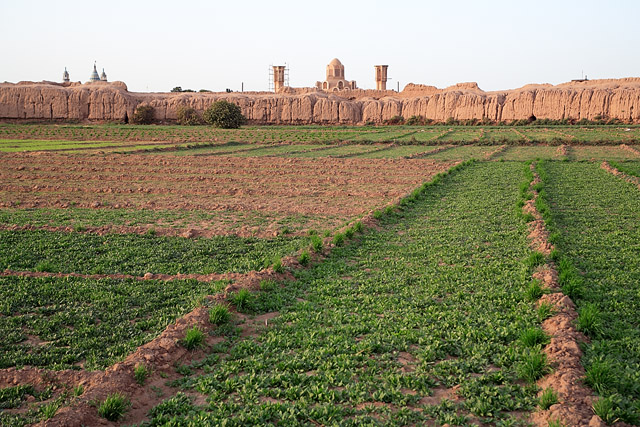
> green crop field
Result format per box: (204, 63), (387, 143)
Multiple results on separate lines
(538, 161), (640, 424)
(2, 123), (640, 425)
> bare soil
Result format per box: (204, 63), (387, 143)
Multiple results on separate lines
(0, 152), (455, 236)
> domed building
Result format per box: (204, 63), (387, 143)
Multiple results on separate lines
(89, 63), (100, 82)
(316, 58), (357, 91)
(100, 68), (107, 82)
(62, 67), (70, 83)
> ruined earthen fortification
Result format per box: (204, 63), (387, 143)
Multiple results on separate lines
(1, 77), (640, 124)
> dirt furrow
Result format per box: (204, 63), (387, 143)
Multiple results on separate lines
(601, 160), (640, 189)
(525, 162), (598, 427)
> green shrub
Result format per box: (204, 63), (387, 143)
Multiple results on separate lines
(176, 106), (202, 126)
(352, 221), (363, 233)
(298, 251), (310, 266)
(132, 105), (155, 125)
(203, 100), (246, 129)
(333, 233), (345, 247)
(97, 392), (130, 421)
(35, 261), (55, 273)
(384, 115), (404, 125)
(405, 115), (426, 126)
(209, 304), (231, 325)
(181, 326), (205, 350)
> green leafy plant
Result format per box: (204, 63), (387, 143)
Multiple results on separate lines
(516, 349), (549, 383)
(181, 326), (205, 350)
(298, 250), (310, 266)
(585, 359), (615, 393)
(310, 235), (323, 253)
(230, 288), (253, 312)
(272, 256), (284, 273)
(39, 400), (61, 420)
(259, 279), (278, 292)
(333, 232), (345, 247)
(539, 387), (558, 410)
(209, 304), (231, 325)
(519, 327), (549, 348)
(526, 280), (545, 301)
(134, 364), (152, 385)
(97, 392), (130, 421)
(577, 303), (602, 336)
(592, 396), (618, 425)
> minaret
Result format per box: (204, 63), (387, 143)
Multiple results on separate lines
(272, 65), (285, 92)
(374, 65), (388, 91)
(63, 67), (70, 83)
(89, 62), (100, 82)
(100, 68), (107, 82)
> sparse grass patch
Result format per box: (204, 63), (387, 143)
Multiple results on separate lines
(298, 250), (310, 266)
(517, 349), (549, 383)
(539, 387), (559, 410)
(259, 279), (278, 292)
(230, 288), (254, 312)
(97, 392), (130, 422)
(592, 396), (618, 425)
(526, 280), (545, 301)
(310, 235), (323, 252)
(577, 303), (602, 336)
(181, 327), (205, 350)
(134, 364), (152, 385)
(519, 327), (549, 348)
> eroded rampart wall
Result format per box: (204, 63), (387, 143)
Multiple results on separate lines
(1, 78), (640, 124)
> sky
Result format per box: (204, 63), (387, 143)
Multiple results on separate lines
(1, 0), (639, 93)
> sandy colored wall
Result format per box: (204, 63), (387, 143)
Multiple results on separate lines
(1, 78), (640, 124)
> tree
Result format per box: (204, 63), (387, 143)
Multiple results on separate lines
(171, 87), (183, 93)
(176, 106), (202, 126)
(203, 100), (246, 129)
(131, 105), (155, 125)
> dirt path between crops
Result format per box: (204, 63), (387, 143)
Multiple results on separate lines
(525, 163), (600, 427)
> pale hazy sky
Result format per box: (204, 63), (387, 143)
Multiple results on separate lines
(2, 0), (638, 93)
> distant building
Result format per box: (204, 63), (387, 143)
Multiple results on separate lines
(89, 63), (100, 82)
(374, 65), (388, 91)
(316, 58), (357, 92)
(63, 67), (70, 83)
(88, 62), (108, 83)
